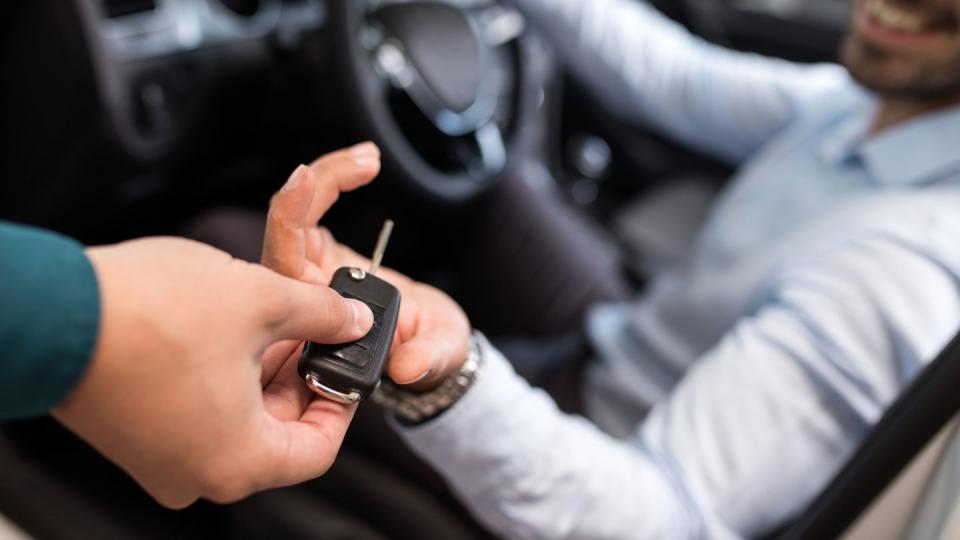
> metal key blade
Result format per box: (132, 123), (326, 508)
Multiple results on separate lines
(369, 220), (394, 276)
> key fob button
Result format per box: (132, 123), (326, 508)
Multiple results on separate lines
(330, 345), (368, 369)
(354, 304), (386, 351)
(298, 267), (401, 402)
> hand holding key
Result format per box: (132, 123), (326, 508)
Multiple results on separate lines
(262, 144), (472, 393)
(55, 237), (373, 509)
(297, 221), (402, 403)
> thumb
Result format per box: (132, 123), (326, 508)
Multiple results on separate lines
(262, 271), (374, 345)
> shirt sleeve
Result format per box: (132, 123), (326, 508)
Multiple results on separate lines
(509, 0), (850, 163)
(393, 232), (960, 539)
(0, 222), (100, 420)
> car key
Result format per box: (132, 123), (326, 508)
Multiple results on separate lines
(298, 220), (401, 404)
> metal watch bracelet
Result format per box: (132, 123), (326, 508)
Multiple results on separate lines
(372, 333), (483, 424)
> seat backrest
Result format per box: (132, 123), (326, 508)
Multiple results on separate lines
(903, 418), (960, 540)
(778, 329), (960, 540)
(842, 418), (960, 539)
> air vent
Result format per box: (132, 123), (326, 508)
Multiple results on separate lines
(102, 0), (157, 18)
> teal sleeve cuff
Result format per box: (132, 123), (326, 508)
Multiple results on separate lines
(0, 222), (100, 420)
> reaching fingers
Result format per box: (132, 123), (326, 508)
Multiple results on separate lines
(305, 143), (381, 224)
(263, 143), (381, 281)
(262, 165), (316, 279)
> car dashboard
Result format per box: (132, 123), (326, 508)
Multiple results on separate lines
(74, 0), (328, 159)
(1, 0), (849, 245)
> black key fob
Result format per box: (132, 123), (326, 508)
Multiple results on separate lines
(298, 267), (401, 404)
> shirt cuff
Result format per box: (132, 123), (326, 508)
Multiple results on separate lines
(0, 223), (100, 419)
(390, 333), (534, 490)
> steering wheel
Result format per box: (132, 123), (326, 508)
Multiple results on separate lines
(329, 0), (539, 203)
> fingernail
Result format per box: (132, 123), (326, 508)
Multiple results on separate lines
(397, 368), (433, 385)
(351, 143), (379, 167)
(281, 165), (309, 192)
(349, 299), (374, 334)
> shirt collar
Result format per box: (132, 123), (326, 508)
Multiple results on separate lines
(861, 103), (960, 187)
(821, 99), (960, 187)
(817, 107), (874, 168)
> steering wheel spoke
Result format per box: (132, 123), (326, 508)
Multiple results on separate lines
(475, 4), (527, 48)
(355, 24), (398, 98)
(472, 122), (507, 177)
(447, 121), (507, 181)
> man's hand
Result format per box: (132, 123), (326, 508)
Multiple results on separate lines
(53, 237), (374, 509)
(262, 143), (472, 391)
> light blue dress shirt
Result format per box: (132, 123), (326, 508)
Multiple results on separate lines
(396, 1), (960, 538)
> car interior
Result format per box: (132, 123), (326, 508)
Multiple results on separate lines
(2, 0), (959, 538)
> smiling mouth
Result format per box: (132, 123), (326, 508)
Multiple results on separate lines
(859, 0), (958, 40)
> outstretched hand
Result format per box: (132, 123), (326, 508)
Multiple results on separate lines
(262, 143), (472, 391)
(55, 237), (374, 509)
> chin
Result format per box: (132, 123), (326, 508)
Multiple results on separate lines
(841, 35), (960, 101)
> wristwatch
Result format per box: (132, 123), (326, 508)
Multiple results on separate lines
(372, 333), (483, 424)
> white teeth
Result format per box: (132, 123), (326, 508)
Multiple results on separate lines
(867, 0), (926, 32)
